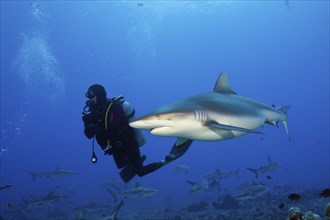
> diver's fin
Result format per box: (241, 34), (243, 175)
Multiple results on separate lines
(206, 121), (264, 134)
(175, 138), (189, 147)
(165, 139), (193, 163)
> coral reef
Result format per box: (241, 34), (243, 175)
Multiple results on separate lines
(287, 207), (303, 220)
(304, 211), (321, 220)
(325, 202), (330, 220)
(186, 200), (209, 212)
(212, 194), (240, 210)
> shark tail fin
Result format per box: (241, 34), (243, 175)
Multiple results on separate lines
(276, 105), (291, 115)
(106, 186), (118, 204)
(282, 120), (291, 141)
(246, 168), (259, 178)
(28, 171), (36, 181)
(235, 169), (240, 179)
(109, 200), (124, 219)
(276, 105), (291, 141)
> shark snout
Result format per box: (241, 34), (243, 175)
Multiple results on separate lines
(129, 119), (159, 130)
(129, 120), (148, 129)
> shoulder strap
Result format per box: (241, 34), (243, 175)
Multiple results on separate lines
(104, 95), (124, 130)
(104, 96), (125, 147)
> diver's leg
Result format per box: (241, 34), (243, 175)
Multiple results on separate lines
(119, 156), (146, 183)
(119, 141), (143, 183)
(135, 140), (193, 177)
(135, 162), (164, 177)
(112, 146), (128, 169)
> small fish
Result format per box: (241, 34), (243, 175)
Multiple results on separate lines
(319, 188), (330, 198)
(266, 175), (272, 180)
(278, 203), (285, 209)
(288, 193), (301, 201)
(137, 2), (143, 6)
(30, 2), (39, 7)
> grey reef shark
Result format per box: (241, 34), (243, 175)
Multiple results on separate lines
(129, 72), (290, 146)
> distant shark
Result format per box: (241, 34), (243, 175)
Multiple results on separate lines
(106, 182), (158, 200)
(119, 185), (158, 199)
(73, 200), (124, 220)
(173, 164), (190, 175)
(246, 156), (287, 178)
(236, 181), (269, 201)
(130, 73), (290, 145)
(186, 175), (221, 194)
(203, 167), (240, 180)
(28, 167), (77, 181)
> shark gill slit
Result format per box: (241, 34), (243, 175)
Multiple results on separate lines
(194, 110), (208, 124)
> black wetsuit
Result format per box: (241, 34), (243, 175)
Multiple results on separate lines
(83, 97), (163, 177)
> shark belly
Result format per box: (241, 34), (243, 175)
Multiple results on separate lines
(149, 112), (264, 141)
(200, 114), (264, 141)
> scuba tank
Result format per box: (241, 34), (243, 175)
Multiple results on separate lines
(121, 100), (146, 147)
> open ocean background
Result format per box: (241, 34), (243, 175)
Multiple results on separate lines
(1, 1), (329, 219)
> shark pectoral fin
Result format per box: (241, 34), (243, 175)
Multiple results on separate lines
(186, 180), (196, 185)
(205, 121), (264, 134)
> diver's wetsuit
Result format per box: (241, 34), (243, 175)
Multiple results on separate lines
(83, 97), (163, 177)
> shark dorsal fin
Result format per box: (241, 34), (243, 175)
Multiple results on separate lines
(213, 72), (237, 94)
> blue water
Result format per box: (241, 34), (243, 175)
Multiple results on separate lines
(1, 1), (329, 219)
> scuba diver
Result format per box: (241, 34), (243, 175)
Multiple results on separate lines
(82, 84), (192, 183)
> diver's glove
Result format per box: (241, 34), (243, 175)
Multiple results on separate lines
(82, 112), (100, 130)
(82, 112), (95, 124)
(82, 113), (98, 139)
